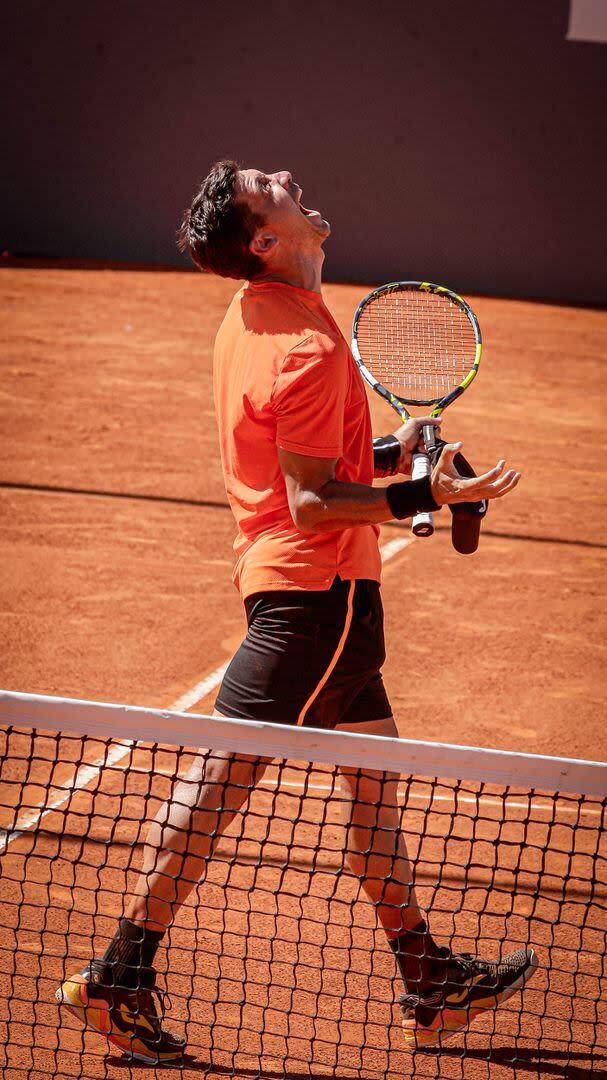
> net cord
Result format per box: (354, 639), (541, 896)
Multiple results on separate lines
(1, 690), (605, 797)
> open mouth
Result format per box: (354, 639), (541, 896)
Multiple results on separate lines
(294, 189), (316, 216)
(294, 186), (320, 218)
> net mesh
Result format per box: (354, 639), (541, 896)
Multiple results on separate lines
(0, 693), (606, 1080)
(355, 288), (478, 403)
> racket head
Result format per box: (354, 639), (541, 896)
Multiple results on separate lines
(351, 281), (482, 416)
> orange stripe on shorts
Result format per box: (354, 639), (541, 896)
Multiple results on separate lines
(296, 579), (355, 727)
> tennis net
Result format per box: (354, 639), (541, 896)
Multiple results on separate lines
(0, 690), (605, 1080)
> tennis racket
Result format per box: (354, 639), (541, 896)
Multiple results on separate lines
(351, 281), (482, 537)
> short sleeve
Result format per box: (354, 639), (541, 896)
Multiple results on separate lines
(271, 333), (348, 457)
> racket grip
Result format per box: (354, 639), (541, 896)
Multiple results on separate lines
(411, 453), (435, 538)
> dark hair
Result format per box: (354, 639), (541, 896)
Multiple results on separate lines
(177, 160), (265, 280)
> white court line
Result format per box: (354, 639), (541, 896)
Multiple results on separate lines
(141, 771), (598, 818)
(380, 536), (413, 562)
(254, 777), (602, 817)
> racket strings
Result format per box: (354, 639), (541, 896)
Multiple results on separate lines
(356, 290), (477, 401)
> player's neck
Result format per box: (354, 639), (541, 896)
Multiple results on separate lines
(253, 248), (324, 294)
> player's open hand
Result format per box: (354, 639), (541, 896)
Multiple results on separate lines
(393, 417), (442, 475)
(431, 442), (521, 505)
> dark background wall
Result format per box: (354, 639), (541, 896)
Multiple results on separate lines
(3, 1), (606, 301)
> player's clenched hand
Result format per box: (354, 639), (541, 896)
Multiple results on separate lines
(430, 442), (521, 505)
(393, 417), (442, 475)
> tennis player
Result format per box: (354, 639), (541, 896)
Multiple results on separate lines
(58, 161), (536, 1060)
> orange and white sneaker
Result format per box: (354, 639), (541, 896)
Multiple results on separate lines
(56, 967), (186, 1063)
(399, 946), (538, 1049)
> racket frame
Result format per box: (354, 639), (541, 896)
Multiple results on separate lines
(350, 281), (482, 537)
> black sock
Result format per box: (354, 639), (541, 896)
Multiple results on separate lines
(388, 921), (446, 995)
(91, 918), (164, 989)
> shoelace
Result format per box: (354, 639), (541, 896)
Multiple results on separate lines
(397, 953), (479, 1008)
(443, 952), (477, 977)
(136, 981), (173, 1025)
(398, 989), (444, 1009)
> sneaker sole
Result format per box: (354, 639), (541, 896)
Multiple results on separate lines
(402, 948), (539, 1050)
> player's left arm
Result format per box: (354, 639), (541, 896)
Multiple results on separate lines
(279, 443), (517, 534)
(373, 416), (442, 478)
(279, 449), (395, 533)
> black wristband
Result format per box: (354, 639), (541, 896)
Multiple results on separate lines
(386, 476), (441, 520)
(372, 435), (401, 477)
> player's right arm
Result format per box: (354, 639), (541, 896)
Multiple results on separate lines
(279, 444), (518, 534)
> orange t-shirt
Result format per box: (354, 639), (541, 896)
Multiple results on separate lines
(213, 280), (381, 598)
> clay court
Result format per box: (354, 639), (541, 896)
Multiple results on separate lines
(1, 264), (606, 1079)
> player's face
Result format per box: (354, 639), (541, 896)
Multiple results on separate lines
(236, 169), (331, 245)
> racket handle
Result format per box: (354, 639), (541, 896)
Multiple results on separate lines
(411, 453), (435, 537)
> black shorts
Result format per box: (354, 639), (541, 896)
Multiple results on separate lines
(215, 576), (392, 730)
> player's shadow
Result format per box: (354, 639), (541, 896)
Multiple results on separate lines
(107, 1046), (607, 1079)
(106, 1056), (376, 1079)
(421, 1044), (607, 1079)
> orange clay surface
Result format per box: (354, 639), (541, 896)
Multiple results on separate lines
(1, 263), (606, 1080)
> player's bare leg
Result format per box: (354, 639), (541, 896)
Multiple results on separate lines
(338, 762), (423, 933)
(337, 716), (423, 934)
(129, 746), (269, 930)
